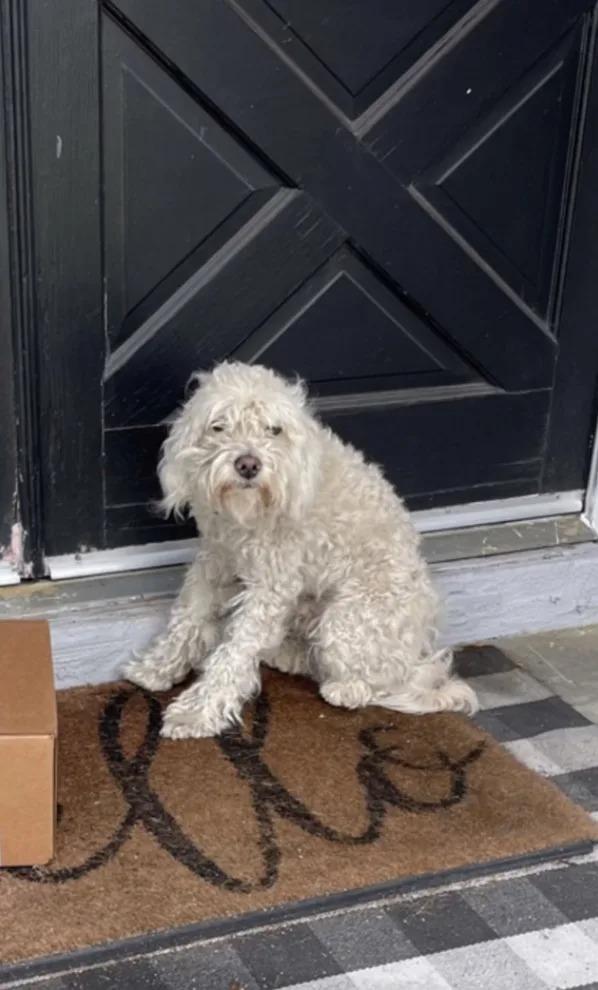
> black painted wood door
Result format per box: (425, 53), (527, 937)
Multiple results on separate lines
(23, 0), (598, 556)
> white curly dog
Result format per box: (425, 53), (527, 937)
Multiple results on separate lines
(124, 362), (478, 738)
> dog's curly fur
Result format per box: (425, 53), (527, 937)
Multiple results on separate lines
(124, 363), (478, 738)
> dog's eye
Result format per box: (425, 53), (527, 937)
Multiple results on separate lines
(268, 425), (283, 436)
(210, 423), (225, 433)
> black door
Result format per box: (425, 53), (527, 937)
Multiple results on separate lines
(16, 0), (598, 558)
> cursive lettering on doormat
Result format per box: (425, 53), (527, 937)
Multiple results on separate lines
(12, 687), (484, 889)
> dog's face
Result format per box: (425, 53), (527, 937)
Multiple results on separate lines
(159, 363), (321, 526)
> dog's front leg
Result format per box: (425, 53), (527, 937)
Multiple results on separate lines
(161, 578), (299, 738)
(123, 553), (222, 692)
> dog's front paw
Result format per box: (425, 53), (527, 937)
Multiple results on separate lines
(122, 656), (177, 693)
(160, 696), (230, 739)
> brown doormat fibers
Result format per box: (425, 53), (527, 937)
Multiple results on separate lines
(1, 668), (596, 965)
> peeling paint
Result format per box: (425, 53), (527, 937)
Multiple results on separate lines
(0, 522), (23, 568)
(0, 522), (26, 581)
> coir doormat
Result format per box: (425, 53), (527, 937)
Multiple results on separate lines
(1, 666), (596, 965)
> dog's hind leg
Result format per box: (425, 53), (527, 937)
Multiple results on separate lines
(264, 594), (319, 676)
(374, 652), (478, 715)
(314, 590), (477, 715)
(312, 594), (377, 710)
(312, 588), (450, 713)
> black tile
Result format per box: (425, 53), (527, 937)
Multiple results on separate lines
(473, 709), (522, 742)
(151, 942), (259, 990)
(235, 923), (341, 989)
(310, 907), (417, 969)
(386, 890), (495, 954)
(553, 767), (598, 811)
(477, 697), (590, 741)
(462, 875), (566, 936)
(532, 863), (598, 922)
(64, 960), (170, 989)
(454, 646), (515, 679)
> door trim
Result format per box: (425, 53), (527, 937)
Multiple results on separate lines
(582, 416), (598, 530)
(0, 0), (44, 578)
(44, 489), (585, 579)
(413, 490), (583, 532)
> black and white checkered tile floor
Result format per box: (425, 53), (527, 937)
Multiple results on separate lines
(4, 646), (598, 990)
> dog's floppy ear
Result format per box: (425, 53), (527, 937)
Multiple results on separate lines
(183, 369), (211, 400)
(158, 399), (204, 519)
(158, 416), (191, 518)
(158, 371), (213, 517)
(288, 374), (308, 407)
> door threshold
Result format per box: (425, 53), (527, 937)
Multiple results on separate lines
(423, 513), (593, 562)
(4, 514), (592, 604)
(43, 490), (586, 580)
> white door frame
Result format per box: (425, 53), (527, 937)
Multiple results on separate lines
(581, 424), (598, 532)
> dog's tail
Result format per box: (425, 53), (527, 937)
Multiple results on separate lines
(373, 650), (479, 716)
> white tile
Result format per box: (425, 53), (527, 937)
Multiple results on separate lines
(284, 976), (358, 990)
(502, 626), (598, 720)
(470, 670), (552, 711)
(350, 957), (452, 989)
(506, 725), (598, 776)
(576, 700), (598, 724)
(502, 738), (564, 776)
(580, 917), (598, 943)
(507, 923), (598, 988)
(431, 940), (547, 990)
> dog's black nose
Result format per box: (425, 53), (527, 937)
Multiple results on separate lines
(234, 454), (262, 480)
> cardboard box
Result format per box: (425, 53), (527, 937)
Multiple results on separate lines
(0, 620), (56, 866)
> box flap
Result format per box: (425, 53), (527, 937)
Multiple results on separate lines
(0, 620), (56, 736)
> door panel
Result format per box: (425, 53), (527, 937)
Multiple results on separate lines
(414, 27), (583, 323)
(23, 0), (598, 556)
(107, 0), (572, 391)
